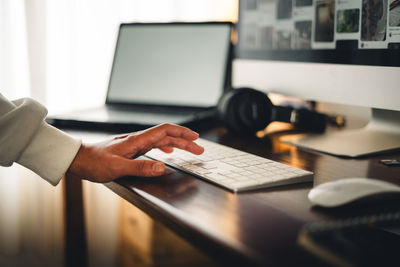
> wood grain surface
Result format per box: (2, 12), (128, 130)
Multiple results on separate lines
(105, 126), (400, 266)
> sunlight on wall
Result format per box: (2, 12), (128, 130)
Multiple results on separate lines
(176, 0), (238, 22)
(0, 0), (30, 100)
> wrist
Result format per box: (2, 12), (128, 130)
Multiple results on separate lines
(68, 143), (89, 177)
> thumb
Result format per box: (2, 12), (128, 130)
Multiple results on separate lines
(119, 159), (165, 177)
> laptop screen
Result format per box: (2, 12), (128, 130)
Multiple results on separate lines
(106, 22), (232, 108)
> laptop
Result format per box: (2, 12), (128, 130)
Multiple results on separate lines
(48, 22), (233, 131)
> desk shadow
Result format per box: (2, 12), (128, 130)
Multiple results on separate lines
(310, 194), (400, 219)
(300, 198), (400, 267)
(118, 166), (201, 201)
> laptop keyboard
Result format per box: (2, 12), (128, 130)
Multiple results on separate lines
(146, 138), (313, 192)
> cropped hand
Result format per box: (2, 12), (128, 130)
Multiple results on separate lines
(67, 123), (204, 183)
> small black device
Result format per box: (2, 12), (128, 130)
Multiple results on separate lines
(217, 87), (327, 135)
(298, 211), (400, 266)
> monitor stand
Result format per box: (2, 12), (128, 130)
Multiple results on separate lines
(281, 109), (400, 158)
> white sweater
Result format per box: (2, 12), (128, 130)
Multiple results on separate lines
(0, 94), (82, 185)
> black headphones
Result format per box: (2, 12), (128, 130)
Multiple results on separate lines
(217, 88), (327, 135)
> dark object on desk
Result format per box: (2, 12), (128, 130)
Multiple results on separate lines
(48, 22), (232, 131)
(47, 108), (219, 133)
(327, 114), (346, 127)
(217, 87), (328, 135)
(298, 211), (400, 267)
(380, 159), (400, 166)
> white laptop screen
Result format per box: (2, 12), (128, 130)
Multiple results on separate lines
(106, 23), (232, 108)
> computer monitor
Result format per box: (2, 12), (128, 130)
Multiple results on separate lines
(234, 0), (400, 157)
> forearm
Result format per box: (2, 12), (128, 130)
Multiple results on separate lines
(17, 121), (82, 185)
(0, 93), (81, 185)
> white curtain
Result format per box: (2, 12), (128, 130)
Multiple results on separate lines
(0, 0), (31, 100)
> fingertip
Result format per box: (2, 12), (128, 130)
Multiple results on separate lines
(200, 146), (204, 153)
(152, 162), (165, 175)
(188, 143), (204, 155)
(159, 146), (174, 153)
(196, 145), (205, 155)
(184, 130), (199, 140)
(192, 131), (199, 138)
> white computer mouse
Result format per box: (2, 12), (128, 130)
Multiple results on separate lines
(308, 178), (400, 208)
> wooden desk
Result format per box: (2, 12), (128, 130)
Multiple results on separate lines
(103, 127), (400, 266)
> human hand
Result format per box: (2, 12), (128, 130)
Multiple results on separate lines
(67, 123), (204, 183)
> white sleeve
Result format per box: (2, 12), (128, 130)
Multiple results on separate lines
(0, 93), (82, 186)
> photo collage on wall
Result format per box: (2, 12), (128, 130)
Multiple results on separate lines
(240, 0), (400, 50)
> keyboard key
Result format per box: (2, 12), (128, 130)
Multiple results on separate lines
(230, 180), (258, 188)
(205, 173), (228, 181)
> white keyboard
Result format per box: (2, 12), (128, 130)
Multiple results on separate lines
(146, 138), (313, 192)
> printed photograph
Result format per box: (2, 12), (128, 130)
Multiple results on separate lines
(246, 0), (258, 10)
(260, 26), (274, 49)
(275, 30), (292, 49)
(242, 23), (258, 48)
(294, 21), (312, 48)
(277, 0), (293, 19)
(337, 9), (360, 33)
(361, 0), (388, 41)
(314, 0), (335, 42)
(389, 0), (400, 26)
(296, 0), (313, 6)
